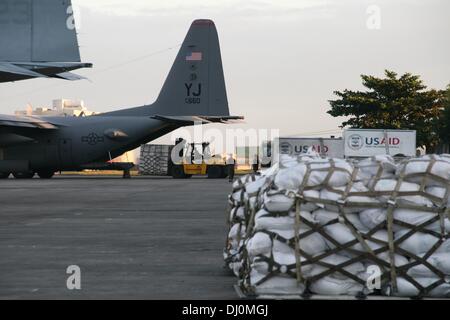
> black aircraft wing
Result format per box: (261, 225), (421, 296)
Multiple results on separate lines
(0, 114), (60, 147)
(0, 114), (59, 130)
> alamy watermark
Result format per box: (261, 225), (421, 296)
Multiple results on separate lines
(66, 5), (82, 31)
(366, 265), (382, 290)
(66, 265), (81, 290)
(169, 122), (279, 165)
(366, 5), (381, 30)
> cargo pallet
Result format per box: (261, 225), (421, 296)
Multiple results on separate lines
(234, 285), (447, 300)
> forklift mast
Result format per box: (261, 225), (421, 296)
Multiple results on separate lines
(175, 138), (213, 164)
(171, 138), (227, 179)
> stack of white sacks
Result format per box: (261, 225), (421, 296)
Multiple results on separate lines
(224, 152), (450, 297)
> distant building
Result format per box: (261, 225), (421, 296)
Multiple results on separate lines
(15, 99), (97, 117)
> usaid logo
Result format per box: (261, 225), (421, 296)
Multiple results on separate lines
(280, 142), (293, 155)
(348, 134), (364, 150)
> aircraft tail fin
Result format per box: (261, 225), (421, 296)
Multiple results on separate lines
(0, 0), (81, 62)
(152, 19), (230, 117)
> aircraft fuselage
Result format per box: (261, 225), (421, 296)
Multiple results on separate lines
(0, 116), (176, 172)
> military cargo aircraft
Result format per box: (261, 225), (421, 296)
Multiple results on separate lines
(0, 19), (242, 178)
(0, 0), (91, 82)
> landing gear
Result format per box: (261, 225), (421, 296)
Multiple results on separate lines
(37, 171), (55, 179)
(123, 168), (131, 179)
(0, 172), (10, 179)
(13, 171), (35, 179)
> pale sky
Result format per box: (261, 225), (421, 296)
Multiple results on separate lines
(1, 0), (449, 144)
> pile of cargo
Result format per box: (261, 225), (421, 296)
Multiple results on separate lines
(139, 144), (172, 176)
(224, 153), (450, 298)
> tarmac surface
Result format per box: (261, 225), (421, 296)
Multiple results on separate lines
(0, 176), (237, 299)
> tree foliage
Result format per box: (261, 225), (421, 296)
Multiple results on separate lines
(327, 70), (446, 152)
(437, 85), (450, 146)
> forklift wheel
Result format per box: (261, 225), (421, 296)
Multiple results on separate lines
(171, 165), (187, 179)
(220, 170), (228, 178)
(37, 171), (55, 179)
(207, 166), (223, 179)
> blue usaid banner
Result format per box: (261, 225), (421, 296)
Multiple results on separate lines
(344, 129), (416, 157)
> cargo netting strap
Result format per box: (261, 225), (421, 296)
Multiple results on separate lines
(293, 163), (313, 285)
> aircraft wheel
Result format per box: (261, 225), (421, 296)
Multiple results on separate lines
(171, 165), (187, 179)
(37, 171), (55, 179)
(207, 166), (223, 179)
(13, 171), (35, 179)
(0, 172), (10, 179)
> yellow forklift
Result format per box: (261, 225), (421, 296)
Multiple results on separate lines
(170, 138), (229, 179)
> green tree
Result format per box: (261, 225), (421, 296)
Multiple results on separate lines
(327, 70), (445, 152)
(437, 85), (450, 146)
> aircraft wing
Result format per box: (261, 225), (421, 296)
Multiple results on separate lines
(0, 62), (48, 78)
(0, 62), (91, 82)
(152, 115), (244, 125)
(0, 115), (60, 147)
(0, 114), (59, 130)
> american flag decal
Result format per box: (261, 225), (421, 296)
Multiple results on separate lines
(186, 52), (202, 61)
